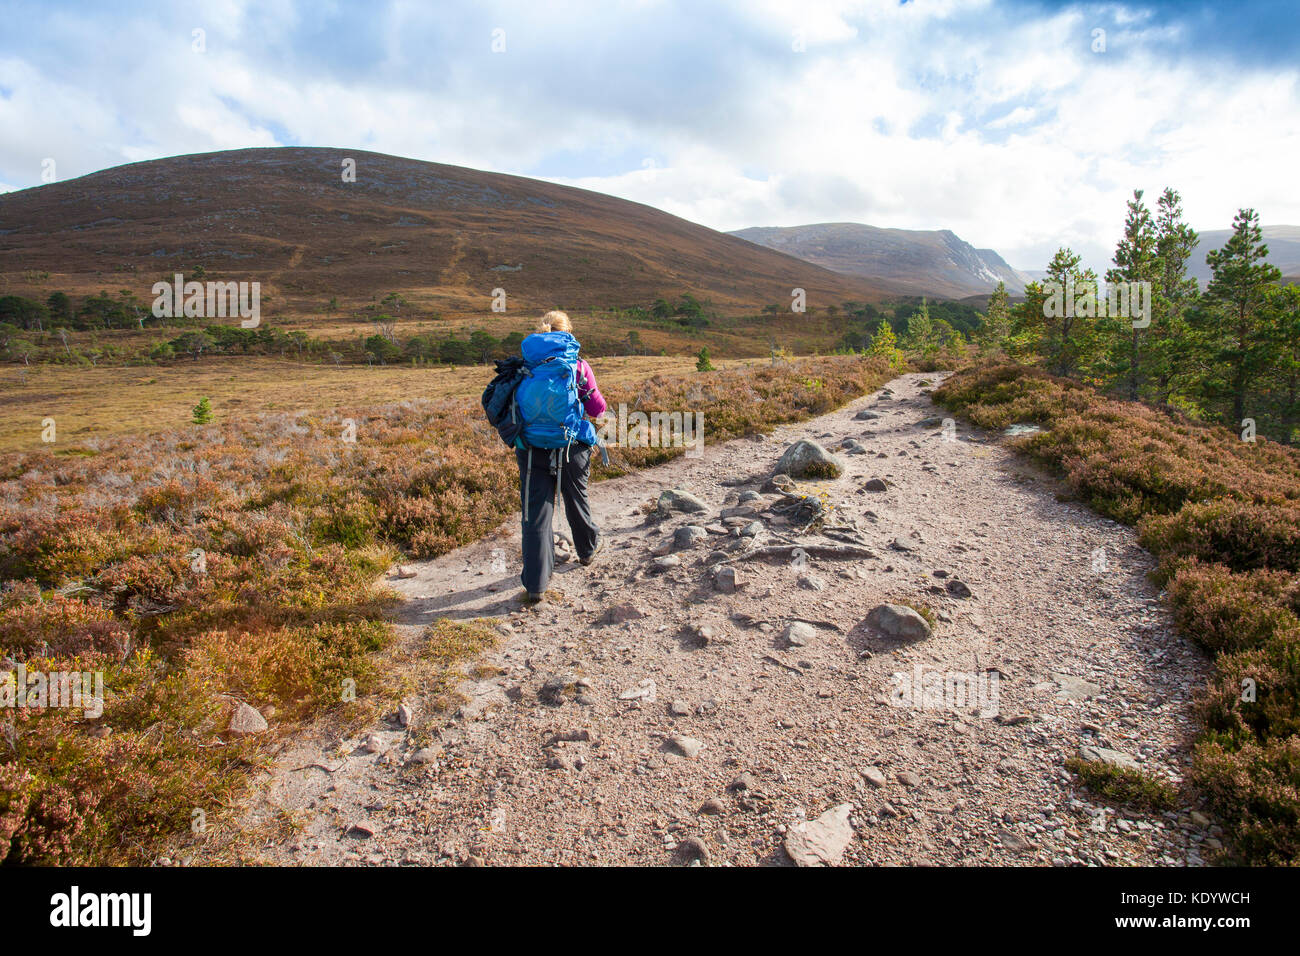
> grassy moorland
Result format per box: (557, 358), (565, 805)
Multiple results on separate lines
(0, 352), (895, 864)
(0, 354), (754, 453)
(935, 364), (1300, 864)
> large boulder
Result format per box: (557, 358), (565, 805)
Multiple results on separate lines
(773, 440), (844, 480)
(865, 604), (933, 641)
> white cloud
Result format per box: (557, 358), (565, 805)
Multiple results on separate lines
(0, 0), (1296, 276)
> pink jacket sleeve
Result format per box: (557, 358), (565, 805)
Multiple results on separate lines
(576, 359), (606, 418)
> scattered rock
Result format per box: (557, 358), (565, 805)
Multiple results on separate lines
(674, 525), (708, 550)
(729, 772), (758, 792)
(995, 714), (1033, 727)
(619, 679), (657, 703)
(861, 766), (887, 789)
(764, 473), (797, 494)
(784, 803), (854, 867)
(714, 565), (738, 593)
(667, 735), (704, 759)
(866, 604), (933, 641)
(602, 604), (646, 625)
(657, 489), (708, 514)
(547, 729), (594, 745)
(669, 700), (692, 717)
(996, 828), (1034, 853)
(863, 477), (889, 492)
(897, 770), (922, 787)
(784, 620), (816, 647)
(408, 747), (442, 765)
(945, 579), (973, 599)
(675, 836), (711, 865)
(797, 574), (826, 591)
(1053, 673), (1102, 700)
(539, 672), (581, 706)
(688, 623), (719, 647)
(362, 733), (386, 754)
(226, 700), (268, 737)
(854, 409), (881, 420)
(773, 439), (844, 480)
(1079, 745), (1139, 770)
(699, 798), (726, 815)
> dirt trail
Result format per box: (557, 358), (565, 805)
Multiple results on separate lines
(233, 372), (1215, 866)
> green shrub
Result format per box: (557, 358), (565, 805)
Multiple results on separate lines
(1065, 757), (1178, 812)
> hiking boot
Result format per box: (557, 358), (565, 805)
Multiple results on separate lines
(521, 590), (545, 604)
(580, 537), (605, 567)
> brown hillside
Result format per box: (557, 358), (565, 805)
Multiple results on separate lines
(0, 147), (887, 314)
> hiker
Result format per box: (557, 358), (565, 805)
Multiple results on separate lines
(509, 311), (606, 601)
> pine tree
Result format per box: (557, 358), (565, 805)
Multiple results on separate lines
(1039, 248), (1100, 376)
(1104, 190), (1158, 399)
(867, 319), (902, 367)
(976, 282), (1012, 355)
(902, 299), (938, 358)
(695, 347), (714, 372)
(1149, 188), (1200, 404)
(192, 397), (214, 425)
(1009, 280), (1049, 362)
(1197, 208), (1283, 427)
(1015, 249), (1099, 375)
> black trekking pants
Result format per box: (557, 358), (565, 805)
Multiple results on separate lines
(516, 444), (599, 594)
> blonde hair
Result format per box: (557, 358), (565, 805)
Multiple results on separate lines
(539, 310), (572, 333)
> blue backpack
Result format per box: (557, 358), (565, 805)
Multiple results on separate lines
(515, 331), (598, 449)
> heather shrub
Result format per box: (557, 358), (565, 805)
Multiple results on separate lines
(1197, 631), (1300, 743)
(1191, 737), (1300, 866)
(1141, 500), (1300, 576)
(0, 763), (92, 865)
(0, 589), (130, 660)
(601, 355), (894, 473)
(1167, 562), (1300, 654)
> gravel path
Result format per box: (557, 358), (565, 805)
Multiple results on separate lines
(232, 372), (1215, 866)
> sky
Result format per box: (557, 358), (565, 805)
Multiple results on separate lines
(1, 0), (1297, 273)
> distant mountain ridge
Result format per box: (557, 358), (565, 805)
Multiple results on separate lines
(728, 222), (1031, 299)
(1189, 225), (1300, 287)
(0, 147), (890, 314)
